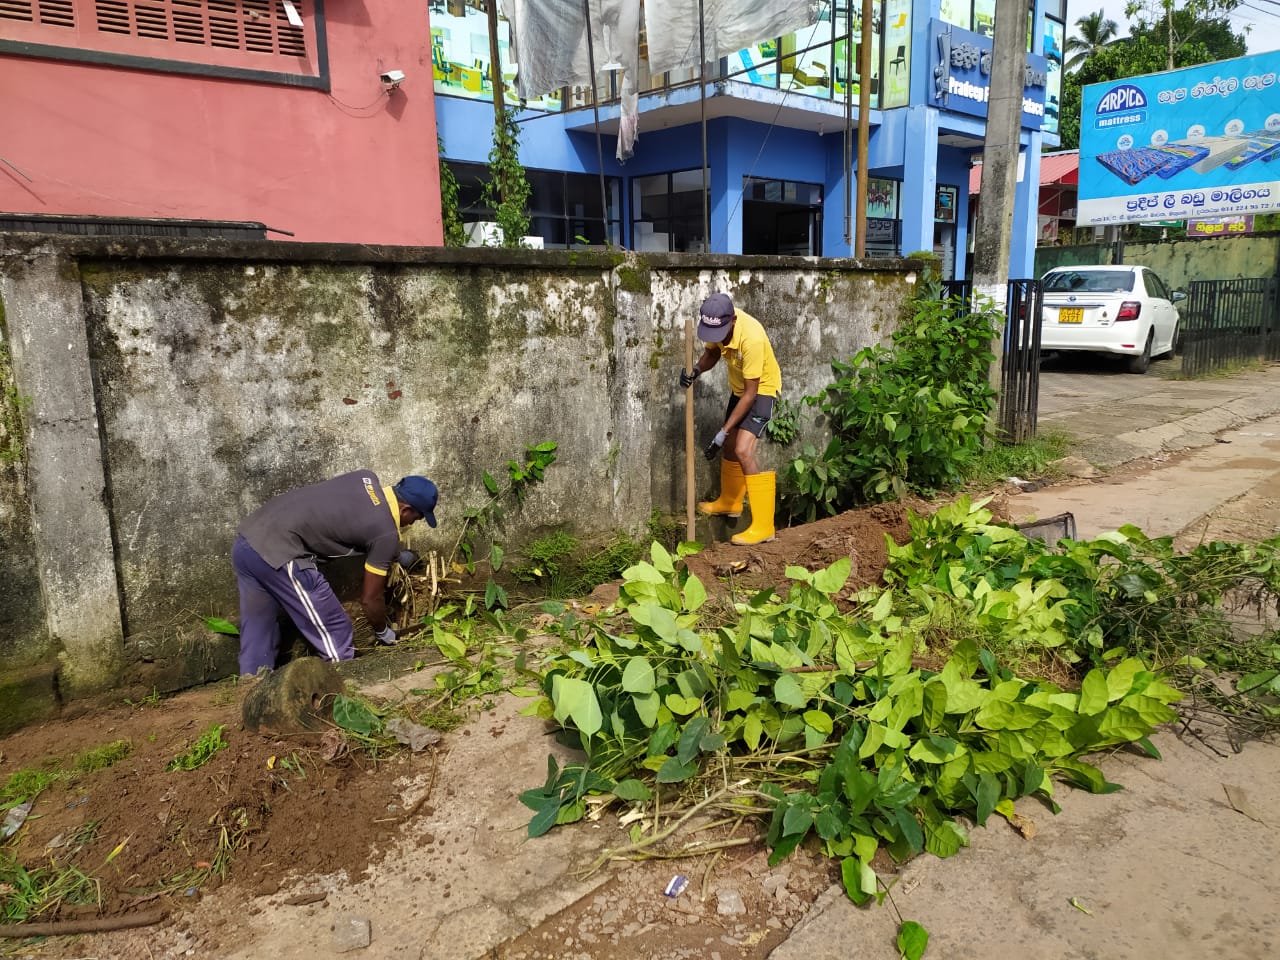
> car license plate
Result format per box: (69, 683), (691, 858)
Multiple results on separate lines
(1058, 307), (1083, 324)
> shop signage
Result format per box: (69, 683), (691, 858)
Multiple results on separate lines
(1187, 215), (1254, 236)
(928, 19), (1047, 130)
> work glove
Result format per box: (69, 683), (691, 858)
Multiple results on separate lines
(703, 429), (727, 461)
(680, 367), (701, 388)
(374, 625), (399, 646)
(396, 549), (420, 571)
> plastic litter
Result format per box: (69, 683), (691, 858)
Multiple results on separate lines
(1, 801), (32, 839)
(663, 874), (689, 898)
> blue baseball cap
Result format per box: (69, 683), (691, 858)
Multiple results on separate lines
(394, 476), (438, 527)
(697, 293), (736, 343)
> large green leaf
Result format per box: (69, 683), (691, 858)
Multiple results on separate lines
(774, 673), (807, 708)
(656, 756), (696, 783)
(621, 657), (656, 694)
(333, 695), (381, 737)
(813, 558), (852, 595)
(629, 603), (679, 642)
(840, 856), (878, 906)
(683, 575), (708, 612)
(1078, 669), (1109, 716)
(632, 691), (660, 727)
(897, 921), (930, 960)
(923, 819), (968, 858)
(551, 676), (603, 736)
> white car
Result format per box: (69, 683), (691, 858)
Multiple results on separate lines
(1040, 265), (1185, 374)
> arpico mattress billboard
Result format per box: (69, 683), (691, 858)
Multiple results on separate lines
(1078, 51), (1280, 225)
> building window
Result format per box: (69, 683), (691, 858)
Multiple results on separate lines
(0, 0), (326, 86)
(726, 1), (904, 111)
(1043, 14), (1063, 136)
(432, 0), (561, 112)
(935, 185), (957, 223)
(447, 162), (621, 248)
(632, 169), (709, 253)
(742, 177), (823, 256)
(864, 175), (900, 255)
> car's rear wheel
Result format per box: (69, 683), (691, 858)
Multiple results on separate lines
(1128, 330), (1154, 374)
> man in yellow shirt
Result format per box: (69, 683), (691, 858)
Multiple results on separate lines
(680, 292), (782, 545)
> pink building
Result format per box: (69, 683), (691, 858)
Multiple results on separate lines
(1, 0), (443, 245)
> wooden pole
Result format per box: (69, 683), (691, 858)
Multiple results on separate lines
(685, 313), (696, 540)
(688, 0), (709, 540)
(854, 0), (872, 258)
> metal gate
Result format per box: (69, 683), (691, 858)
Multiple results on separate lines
(1182, 278), (1280, 377)
(998, 279), (1043, 442)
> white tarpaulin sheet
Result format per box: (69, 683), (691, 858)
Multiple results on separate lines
(499, 0), (641, 159)
(643, 0), (818, 75)
(497, 0), (815, 160)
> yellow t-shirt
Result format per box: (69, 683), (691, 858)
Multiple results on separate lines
(710, 309), (782, 398)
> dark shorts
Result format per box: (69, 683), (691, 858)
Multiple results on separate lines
(725, 394), (776, 438)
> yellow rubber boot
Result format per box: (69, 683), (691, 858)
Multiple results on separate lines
(732, 471), (777, 545)
(698, 459), (746, 517)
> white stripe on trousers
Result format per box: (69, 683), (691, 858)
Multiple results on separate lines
(287, 561), (340, 661)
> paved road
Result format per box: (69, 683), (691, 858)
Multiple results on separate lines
(1035, 356), (1280, 470)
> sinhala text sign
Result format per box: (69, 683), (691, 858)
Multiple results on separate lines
(1078, 51), (1280, 225)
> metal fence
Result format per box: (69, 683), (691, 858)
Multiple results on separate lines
(1182, 278), (1280, 377)
(998, 279), (1043, 443)
(940, 277), (1042, 442)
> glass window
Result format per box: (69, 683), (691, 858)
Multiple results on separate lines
(446, 162), (620, 247)
(935, 186), (958, 223)
(1043, 270), (1136, 293)
(633, 170), (709, 252)
(939, 0), (971, 30)
(866, 177), (899, 219)
(433, 0), (561, 111)
(973, 0), (996, 38)
(1043, 17), (1064, 137)
(883, 0), (911, 108)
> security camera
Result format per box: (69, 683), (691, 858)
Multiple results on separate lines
(380, 69), (405, 89)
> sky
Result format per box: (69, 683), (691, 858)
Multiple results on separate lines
(1068, 0), (1280, 57)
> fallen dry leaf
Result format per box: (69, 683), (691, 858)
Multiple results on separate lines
(1223, 783), (1265, 823)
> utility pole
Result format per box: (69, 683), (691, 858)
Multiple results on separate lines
(972, 2), (1027, 402)
(485, 0), (506, 123)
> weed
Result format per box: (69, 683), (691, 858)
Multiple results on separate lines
(166, 724), (227, 772)
(571, 536), (641, 595)
(764, 396), (801, 446)
(961, 430), (1074, 489)
(124, 686), (161, 708)
(513, 529), (579, 596)
(645, 510), (683, 554)
(0, 852), (99, 922)
(2, 768), (59, 807)
(73, 739), (132, 774)
(68, 820), (102, 851)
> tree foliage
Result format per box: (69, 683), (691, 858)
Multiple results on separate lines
(1064, 9), (1119, 72)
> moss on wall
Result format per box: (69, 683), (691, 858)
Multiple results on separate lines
(11, 240), (914, 713)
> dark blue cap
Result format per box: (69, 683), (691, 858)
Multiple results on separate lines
(698, 292), (736, 343)
(394, 476), (438, 527)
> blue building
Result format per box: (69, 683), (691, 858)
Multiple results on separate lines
(434, 0), (1064, 279)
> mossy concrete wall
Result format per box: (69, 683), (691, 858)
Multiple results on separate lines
(0, 235), (918, 728)
(1035, 233), (1280, 288)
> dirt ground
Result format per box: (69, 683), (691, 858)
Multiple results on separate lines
(0, 501), (924, 959)
(2, 467), (1275, 960)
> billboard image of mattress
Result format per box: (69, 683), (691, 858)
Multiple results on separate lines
(1078, 51), (1280, 225)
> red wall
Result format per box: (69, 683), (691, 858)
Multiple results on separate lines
(0, 6), (443, 245)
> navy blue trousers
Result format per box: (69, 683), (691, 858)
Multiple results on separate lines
(232, 535), (355, 675)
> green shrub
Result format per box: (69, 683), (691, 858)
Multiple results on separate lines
(782, 292), (998, 521)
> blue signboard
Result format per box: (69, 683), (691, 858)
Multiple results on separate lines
(927, 20), (1048, 131)
(1078, 51), (1280, 225)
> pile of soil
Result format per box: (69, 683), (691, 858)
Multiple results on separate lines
(0, 498), (938, 956)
